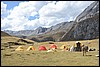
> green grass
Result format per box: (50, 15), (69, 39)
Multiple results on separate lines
(1, 36), (99, 66)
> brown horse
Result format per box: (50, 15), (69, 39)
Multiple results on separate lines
(81, 44), (89, 56)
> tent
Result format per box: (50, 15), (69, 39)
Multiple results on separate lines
(50, 44), (57, 49)
(26, 46), (35, 51)
(74, 41), (82, 51)
(39, 45), (47, 51)
(60, 45), (66, 49)
(15, 46), (24, 51)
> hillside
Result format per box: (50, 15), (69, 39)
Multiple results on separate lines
(1, 31), (11, 36)
(27, 21), (74, 42)
(59, 1), (99, 41)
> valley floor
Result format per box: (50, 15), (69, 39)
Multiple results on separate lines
(1, 37), (99, 66)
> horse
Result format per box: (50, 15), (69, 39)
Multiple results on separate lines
(81, 44), (89, 56)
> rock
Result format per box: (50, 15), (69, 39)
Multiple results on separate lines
(4, 53), (12, 56)
(89, 48), (96, 51)
(95, 55), (99, 57)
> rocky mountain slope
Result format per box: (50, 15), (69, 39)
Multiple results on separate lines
(59, 1), (99, 41)
(45, 21), (73, 34)
(27, 21), (74, 42)
(31, 27), (48, 35)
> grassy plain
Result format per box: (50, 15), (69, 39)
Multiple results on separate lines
(1, 36), (99, 66)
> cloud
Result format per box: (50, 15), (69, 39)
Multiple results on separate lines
(1, 1), (94, 31)
(23, 18), (41, 30)
(39, 1), (94, 26)
(1, 18), (12, 30)
(1, 2), (7, 15)
(1, 2), (10, 19)
(1, 1), (48, 31)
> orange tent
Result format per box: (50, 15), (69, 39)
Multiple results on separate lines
(39, 45), (47, 51)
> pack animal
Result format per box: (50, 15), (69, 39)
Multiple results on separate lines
(82, 45), (88, 56)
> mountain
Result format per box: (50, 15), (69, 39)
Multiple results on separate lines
(4, 21), (73, 42)
(59, 1), (99, 41)
(3, 1), (99, 42)
(27, 21), (74, 42)
(1, 31), (11, 36)
(45, 21), (73, 34)
(4, 27), (48, 36)
(30, 27), (48, 35)
(75, 1), (99, 22)
(4, 30), (35, 36)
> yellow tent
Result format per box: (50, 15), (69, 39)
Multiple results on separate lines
(74, 41), (82, 47)
(15, 46), (24, 51)
(60, 45), (66, 49)
(74, 41), (82, 51)
(26, 46), (35, 51)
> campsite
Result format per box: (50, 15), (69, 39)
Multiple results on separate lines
(1, 36), (99, 66)
(1, 1), (99, 66)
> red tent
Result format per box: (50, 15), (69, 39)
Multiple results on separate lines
(50, 44), (57, 49)
(39, 45), (47, 51)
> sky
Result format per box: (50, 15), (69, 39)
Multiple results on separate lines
(1, 1), (94, 31)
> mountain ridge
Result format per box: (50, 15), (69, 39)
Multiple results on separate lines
(3, 1), (99, 42)
(59, 1), (99, 41)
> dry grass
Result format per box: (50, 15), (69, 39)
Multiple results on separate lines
(1, 36), (99, 66)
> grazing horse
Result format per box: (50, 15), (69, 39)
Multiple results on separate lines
(82, 45), (88, 56)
